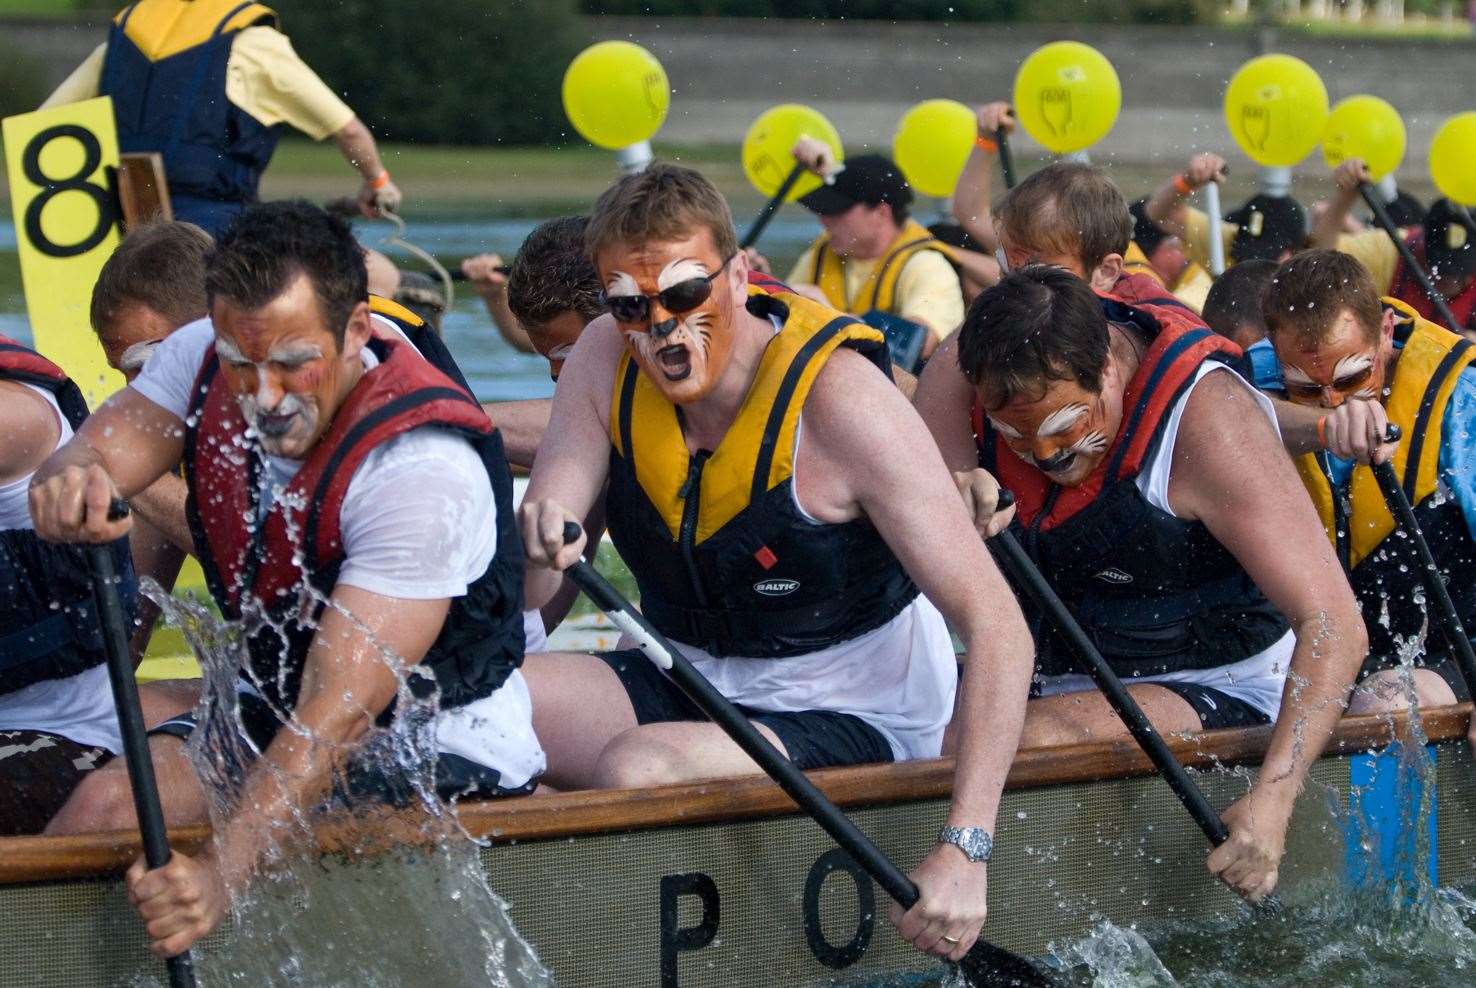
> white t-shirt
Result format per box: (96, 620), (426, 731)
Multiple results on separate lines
(0, 383), (125, 752)
(1036, 363), (1294, 722)
(130, 317), (545, 784)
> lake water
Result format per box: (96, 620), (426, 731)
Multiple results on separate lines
(0, 211), (821, 403)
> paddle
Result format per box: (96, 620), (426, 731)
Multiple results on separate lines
(995, 125), (1017, 191)
(1358, 183), (1462, 331)
(1368, 424), (1476, 703)
(88, 498), (198, 988)
(986, 490), (1281, 912)
(557, 522), (1056, 987)
(740, 162), (807, 251)
(1204, 177), (1226, 277)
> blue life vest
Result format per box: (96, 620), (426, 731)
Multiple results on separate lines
(99, 1), (282, 233)
(0, 336), (137, 695)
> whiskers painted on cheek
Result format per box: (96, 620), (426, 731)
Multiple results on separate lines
(1067, 431), (1109, 457)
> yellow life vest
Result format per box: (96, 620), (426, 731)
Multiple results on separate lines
(808, 218), (960, 316)
(368, 293), (425, 328)
(1294, 299), (1476, 568)
(114, 0), (277, 62)
(609, 285), (888, 543)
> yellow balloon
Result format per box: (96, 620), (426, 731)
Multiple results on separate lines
(1430, 112), (1476, 207)
(1223, 54), (1328, 167)
(741, 104), (843, 200)
(1012, 42), (1121, 154)
(1323, 95), (1406, 182)
(561, 41), (669, 150)
(893, 99), (976, 198)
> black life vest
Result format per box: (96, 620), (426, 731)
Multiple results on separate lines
(605, 285), (918, 658)
(1391, 232), (1476, 333)
(974, 296), (1289, 679)
(0, 336), (137, 695)
(183, 326), (523, 715)
(1293, 301), (1476, 666)
(99, 1), (282, 222)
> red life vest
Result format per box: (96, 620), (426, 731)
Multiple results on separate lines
(184, 334), (524, 712)
(973, 294), (1242, 532)
(1110, 270), (1195, 311)
(0, 335), (136, 694)
(1391, 232), (1476, 332)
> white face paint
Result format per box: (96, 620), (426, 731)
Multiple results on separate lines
(605, 271), (641, 299)
(656, 258), (710, 290)
(216, 336), (325, 458)
(1036, 403), (1090, 438)
(117, 339), (161, 374)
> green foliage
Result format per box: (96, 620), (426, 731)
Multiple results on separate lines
(0, 38), (48, 119)
(285, 0), (589, 146)
(580, 0), (1217, 22)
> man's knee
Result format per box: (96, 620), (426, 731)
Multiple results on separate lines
(591, 729), (690, 789)
(45, 767), (137, 835)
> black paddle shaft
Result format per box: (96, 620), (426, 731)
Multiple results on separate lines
(995, 127), (1017, 191)
(558, 523), (1056, 987)
(1369, 426), (1476, 701)
(88, 500), (198, 988)
(740, 162), (807, 251)
(1359, 183), (1462, 331)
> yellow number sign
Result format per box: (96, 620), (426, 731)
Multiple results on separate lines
(3, 96), (123, 406)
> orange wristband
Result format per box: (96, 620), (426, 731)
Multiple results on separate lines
(974, 134), (998, 154)
(369, 169), (391, 191)
(1172, 173), (1194, 196)
(1316, 415), (1328, 449)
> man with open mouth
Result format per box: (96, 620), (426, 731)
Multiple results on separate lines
(914, 263), (1368, 907)
(519, 162), (1036, 963)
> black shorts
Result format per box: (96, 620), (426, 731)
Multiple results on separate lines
(1154, 681), (1272, 731)
(0, 730), (112, 835)
(598, 649), (895, 771)
(151, 690), (535, 806)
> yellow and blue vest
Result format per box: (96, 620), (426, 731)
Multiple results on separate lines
(100, 1), (281, 229)
(605, 284), (918, 658)
(1294, 299), (1476, 664)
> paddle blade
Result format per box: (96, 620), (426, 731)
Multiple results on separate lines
(958, 940), (1060, 987)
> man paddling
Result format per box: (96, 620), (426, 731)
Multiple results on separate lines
(1264, 249), (1476, 731)
(42, 0), (402, 234)
(1311, 159), (1476, 338)
(914, 265), (1368, 902)
(519, 163), (1035, 961)
(31, 202), (544, 955)
(1145, 153), (1307, 270)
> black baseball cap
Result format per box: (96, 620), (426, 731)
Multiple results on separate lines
(1226, 194), (1307, 262)
(799, 154), (914, 216)
(1425, 198), (1476, 281)
(1383, 189), (1426, 230)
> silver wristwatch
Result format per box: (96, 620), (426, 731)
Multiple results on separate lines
(938, 825), (993, 863)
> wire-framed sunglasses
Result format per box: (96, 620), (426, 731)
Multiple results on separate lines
(602, 254), (736, 324)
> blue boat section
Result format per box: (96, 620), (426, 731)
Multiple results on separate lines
(1344, 743), (1438, 888)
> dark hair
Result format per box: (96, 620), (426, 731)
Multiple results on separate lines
(90, 220), (212, 335)
(996, 162), (1132, 273)
(586, 162), (738, 263)
(1201, 258), (1278, 342)
(957, 265), (1110, 408)
(1262, 248), (1384, 345)
(205, 200), (367, 346)
(507, 216), (606, 329)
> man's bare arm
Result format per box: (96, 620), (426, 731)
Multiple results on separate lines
(912, 335), (984, 473)
(949, 102), (1012, 254)
(482, 399), (552, 470)
(0, 382), (61, 486)
(29, 389), (186, 544)
(518, 318), (622, 606)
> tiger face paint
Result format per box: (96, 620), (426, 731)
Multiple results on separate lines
(985, 364), (1126, 487)
(1272, 306), (1394, 409)
(596, 231), (739, 405)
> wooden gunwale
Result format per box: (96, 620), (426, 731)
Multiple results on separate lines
(1, 704), (1466, 886)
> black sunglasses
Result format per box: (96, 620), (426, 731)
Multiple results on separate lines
(602, 255), (735, 324)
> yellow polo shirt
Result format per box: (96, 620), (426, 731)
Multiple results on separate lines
(785, 246), (966, 342)
(1331, 229), (1400, 294)
(41, 25), (354, 140)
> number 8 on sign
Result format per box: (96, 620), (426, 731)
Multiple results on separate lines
(3, 96), (124, 406)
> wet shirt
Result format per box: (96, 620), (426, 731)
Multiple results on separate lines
(41, 25), (354, 140)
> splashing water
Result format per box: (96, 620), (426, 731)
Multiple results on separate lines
(144, 581), (551, 987)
